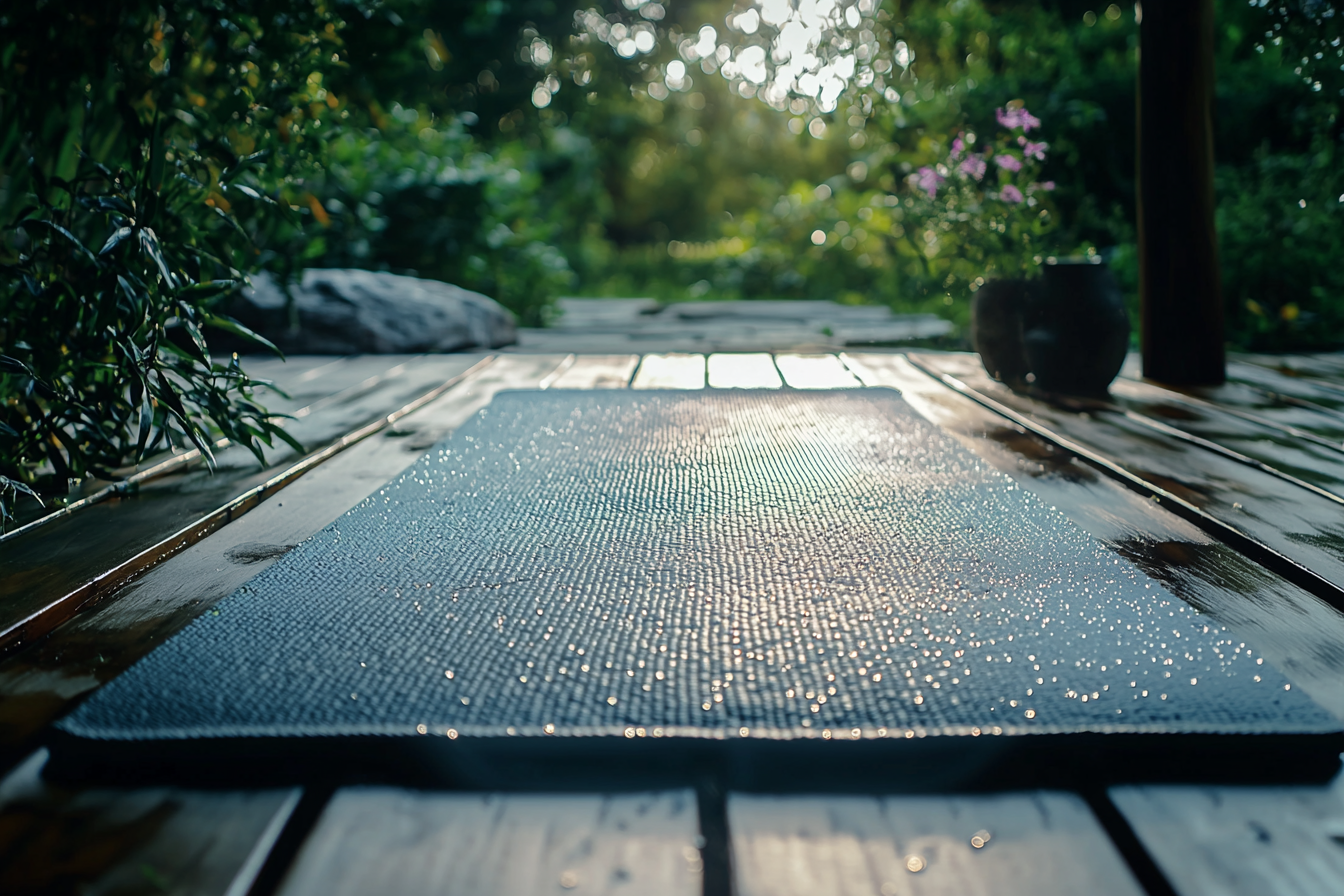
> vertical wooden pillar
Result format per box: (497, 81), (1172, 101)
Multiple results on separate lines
(1137, 0), (1225, 385)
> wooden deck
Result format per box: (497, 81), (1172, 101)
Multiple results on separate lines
(3, 343), (1344, 895)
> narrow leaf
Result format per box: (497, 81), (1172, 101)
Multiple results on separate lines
(99, 226), (134, 255)
(203, 313), (282, 356)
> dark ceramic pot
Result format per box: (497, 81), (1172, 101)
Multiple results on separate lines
(970, 279), (1032, 388)
(970, 258), (1130, 396)
(1022, 258), (1130, 396)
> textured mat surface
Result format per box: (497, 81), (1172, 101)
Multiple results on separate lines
(61, 389), (1335, 742)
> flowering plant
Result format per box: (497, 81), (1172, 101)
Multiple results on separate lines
(900, 102), (1060, 288)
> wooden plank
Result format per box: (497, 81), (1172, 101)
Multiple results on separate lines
(632, 354), (707, 389)
(1110, 781), (1344, 896)
(0, 749), (299, 896)
(775, 353), (861, 389)
(1226, 360), (1344, 417)
(1238, 352), (1344, 382)
(1106, 378), (1344, 499)
(730, 792), (1143, 896)
(550, 354), (640, 389)
(252, 354), (426, 415)
(0, 354), (492, 659)
(0, 355), (568, 753)
(1, 355), (420, 535)
(707, 353), (783, 389)
(1119, 353), (1344, 441)
(1121, 374), (1344, 451)
(276, 789), (701, 896)
(909, 352), (1344, 603)
(843, 352), (1344, 721)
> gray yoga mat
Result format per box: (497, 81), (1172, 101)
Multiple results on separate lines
(60, 389), (1336, 742)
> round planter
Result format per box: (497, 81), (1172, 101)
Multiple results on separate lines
(969, 278), (1032, 388)
(1021, 257), (1130, 396)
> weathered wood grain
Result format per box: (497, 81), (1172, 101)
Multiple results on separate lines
(1119, 355), (1344, 443)
(632, 354), (707, 389)
(1238, 352), (1344, 382)
(1224, 358), (1344, 418)
(252, 354), (426, 414)
(775, 353), (861, 389)
(844, 352), (1344, 722)
(0, 355), (485, 617)
(707, 353), (783, 389)
(0, 355), (568, 753)
(1106, 377), (1344, 499)
(730, 792), (1143, 896)
(550, 354), (640, 389)
(911, 352), (1344, 600)
(0, 749), (299, 896)
(276, 789), (702, 896)
(1110, 780), (1344, 896)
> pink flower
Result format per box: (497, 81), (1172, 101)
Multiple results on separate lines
(994, 153), (1023, 172)
(1017, 137), (1048, 160)
(1000, 184), (1024, 203)
(1029, 180), (1056, 193)
(958, 154), (987, 180)
(995, 106), (1042, 133)
(912, 165), (944, 197)
(950, 136), (965, 161)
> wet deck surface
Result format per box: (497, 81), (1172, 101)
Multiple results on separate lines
(4, 339), (1344, 895)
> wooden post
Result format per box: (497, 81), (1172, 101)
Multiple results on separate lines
(1137, 0), (1225, 385)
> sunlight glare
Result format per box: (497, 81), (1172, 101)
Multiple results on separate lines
(708, 353), (784, 389)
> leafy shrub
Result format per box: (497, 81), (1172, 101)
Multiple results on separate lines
(1218, 137), (1344, 350)
(0, 0), (358, 519)
(295, 111), (578, 327)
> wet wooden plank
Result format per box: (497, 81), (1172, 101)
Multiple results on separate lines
(843, 352), (1344, 722)
(549, 354), (640, 389)
(0, 749), (299, 896)
(1110, 780), (1344, 896)
(1119, 355), (1344, 442)
(0, 355), (568, 756)
(775, 353), (861, 389)
(1106, 377), (1344, 497)
(1224, 357), (1344, 413)
(631, 354), (706, 389)
(707, 353), (783, 389)
(1238, 351), (1344, 382)
(730, 792), (1143, 896)
(277, 789), (701, 896)
(0, 355), (489, 655)
(2, 355), (416, 533)
(909, 352), (1344, 602)
(250, 354), (425, 413)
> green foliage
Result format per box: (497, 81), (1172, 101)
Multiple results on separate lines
(294, 112), (579, 326)
(1218, 136), (1344, 350)
(0, 0), (359, 512)
(4, 0), (1342, 532)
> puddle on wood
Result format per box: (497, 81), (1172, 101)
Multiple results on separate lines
(980, 426), (1098, 483)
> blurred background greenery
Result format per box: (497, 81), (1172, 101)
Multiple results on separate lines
(283, 0), (1342, 347)
(1, 0), (1341, 508)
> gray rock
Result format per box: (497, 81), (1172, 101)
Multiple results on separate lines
(230, 269), (516, 353)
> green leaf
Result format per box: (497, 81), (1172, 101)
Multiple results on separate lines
(138, 227), (177, 289)
(203, 313), (283, 357)
(179, 279), (240, 299)
(99, 226), (134, 255)
(24, 219), (96, 262)
(180, 318), (211, 366)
